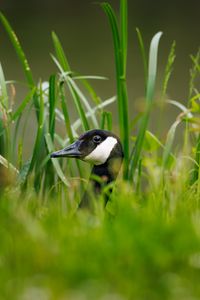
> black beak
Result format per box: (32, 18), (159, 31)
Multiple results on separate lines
(50, 140), (82, 158)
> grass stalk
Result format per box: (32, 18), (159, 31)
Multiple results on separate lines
(129, 32), (162, 181)
(102, 1), (129, 179)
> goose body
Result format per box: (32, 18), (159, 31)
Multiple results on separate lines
(51, 129), (124, 207)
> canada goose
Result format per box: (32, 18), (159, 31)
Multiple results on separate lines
(51, 129), (124, 207)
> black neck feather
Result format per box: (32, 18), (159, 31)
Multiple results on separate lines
(79, 157), (122, 208)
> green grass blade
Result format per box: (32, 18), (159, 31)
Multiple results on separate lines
(146, 32), (163, 105)
(129, 32), (163, 180)
(59, 83), (74, 143)
(67, 76), (98, 128)
(74, 75), (108, 80)
(67, 81), (90, 131)
(191, 136), (200, 185)
(0, 12), (34, 87)
(13, 102), (34, 161)
(0, 12), (40, 125)
(45, 133), (70, 187)
(0, 88), (35, 150)
(146, 130), (165, 149)
(50, 43), (90, 183)
(49, 75), (56, 140)
(51, 54), (90, 131)
(161, 41), (176, 99)
(189, 50), (200, 100)
(101, 3), (121, 73)
(119, 0), (129, 178)
(0, 63), (10, 158)
(166, 99), (192, 118)
(51, 53), (98, 127)
(75, 76), (102, 106)
(0, 63), (9, 157)
(190, 54), (200, 74)
(11, 88), (36, 121)
(52, 31), (70, 72)
(100, 111), (106, 129)
(72, 96), (116, 132)
(120, 0), (128, 73)
(11, 89), (35, 162)
(189, 50), (200, 185)
(106, 112), (112, 131)
(0, 63), (8, 109)
(101, 2), (129, 179)
(0, 154), (19, 174)
(28, 84), (45, 175)
(162, 119), (180, 169)
(59, 84), (84, 182)
(53, 54), (99, 128)
(136, 28), (148, 86)
(100, 111), (112, 131)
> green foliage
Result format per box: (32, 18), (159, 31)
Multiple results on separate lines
(129, 32), (162, 180)
(0, 13), (34, 88)
(136, 27), (148, 86)
(102, 1), (129, 179)
(162, 41), (176, 98)
(0, 1), (200, 298)
(1, 183), (200, 300)
(0, 1), (199, 197)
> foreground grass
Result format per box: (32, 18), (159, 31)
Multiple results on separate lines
(1, 1), (200, 299)
(1, 182), (200, 300)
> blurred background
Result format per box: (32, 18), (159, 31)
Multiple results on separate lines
(0, 0), (200, 149)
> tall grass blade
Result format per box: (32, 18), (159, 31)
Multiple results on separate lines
(67, 81), (90, 131)
(52, 32), (91, 128)
(106, 112), (112, 131)
(28, 84), (45, 175)
(51, 55), (90, 131)
(100, 111), (112, 131)
(52, 31), (70, 72)
(0, 154), (19, 174)
(0, 63), (10, 158)
(189, 49), (200, 100)
(51, 35), (91, 182)
(59, 83), (74, 143)
(72, 96), (116, 132)
(59, 81), (84, 181)
(0, 63), (8, 109)
(49, 75), (56, 140)
(188, 51), (200, 185)
(136, 28), (148, 86)
(11, 88), (36, 121)
(146, 32), (163, 105)
(162, 119), (180, 169)
(100, 112), (106, 129)
(146, 130), (174, 159)
(75, 76), (102, 106)
(0, 12), (34, 88)
(129, 32), (162, 180)
(0, 64), (7, 157)
(0, 12), (40, 125)
(120, 0), (127, 73)
(67, 77), (98, 128)
(101, 2), (129, 179)
(191, 136), (200, 185)
(161, 41), (176, 99)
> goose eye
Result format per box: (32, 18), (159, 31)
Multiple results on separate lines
(93, 135), (102, 144)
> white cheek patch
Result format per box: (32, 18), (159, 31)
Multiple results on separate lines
(84, 137), (118, 165)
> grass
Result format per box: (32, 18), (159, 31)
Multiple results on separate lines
(0, 0), (200, 299)
(1, 183), (200, 300)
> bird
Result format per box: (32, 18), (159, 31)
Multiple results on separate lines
(50, 129), (124, 208)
